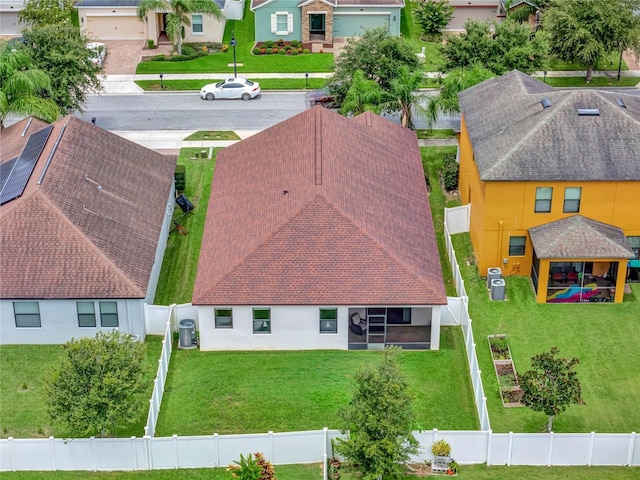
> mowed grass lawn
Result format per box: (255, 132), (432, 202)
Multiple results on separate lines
(156, 328), (478, 436)
(2, 464), (639, 479)
(421, 147), (640, 433)
(0, 338), (163, 438)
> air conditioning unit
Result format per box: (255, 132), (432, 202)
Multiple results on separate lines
(491, 278), (506, 301)
(487, 267), (502, 289)
(178, 319), (197, 349)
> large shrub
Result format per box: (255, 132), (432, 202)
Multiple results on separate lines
(442, 152), (459, 191)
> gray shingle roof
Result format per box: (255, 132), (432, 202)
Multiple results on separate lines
(529, 215), (635, 259)
(458, 70), (640, 181)
(76, 0), (141, 6)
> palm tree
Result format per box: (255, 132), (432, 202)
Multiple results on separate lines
(380, 67), (426, 129)
(426, 63), (494, 128)
(0, 48), (59, 129)
(340, 70), (384, 117)
(137, 0), (223, 55)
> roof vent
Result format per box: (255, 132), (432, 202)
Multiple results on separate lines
(616, 98), (626, 108)
(541, 98), (551, 109)
(577, 108), (599, 116)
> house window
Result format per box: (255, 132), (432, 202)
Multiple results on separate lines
(253, 308), (271, 334)
(99, 301), (119, 327)
(215, 308), (233, 329)
(192, 14), (203, 34)
(535, 187), (552, 213)
(563, 187), (581, 213)
(319, 308), (337, 334)
(271, 12), (294, 36)
(509, 236), (526, 256)
(13, 302), (41, 328)
(77, 301), (96, 327)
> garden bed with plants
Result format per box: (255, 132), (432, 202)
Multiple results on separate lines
(252, 40), (312, 55)
(488, 334), (524, 408)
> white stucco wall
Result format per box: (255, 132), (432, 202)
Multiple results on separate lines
(145, 187), (175, 308)
(198, 305), (442, 351)
(0, 298), (145, 344)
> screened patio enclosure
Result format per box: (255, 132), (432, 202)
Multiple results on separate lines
(528, 216), (634, 304)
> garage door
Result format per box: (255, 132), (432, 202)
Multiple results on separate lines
(333, 14), (390, 39)
(1, 13), (20, 36)
(86, 16), (144, 40)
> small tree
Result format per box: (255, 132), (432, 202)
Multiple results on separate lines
(47, 331), (148, 438)
(414, 0), (454, 37)
(519, 347), (583, 433)
(18, 0), (76, 28)
(335, 346), (418, 479)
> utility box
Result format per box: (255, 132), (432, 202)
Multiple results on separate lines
(487, 267), (502, 289)
(491, 278), (506, 301)
(178, 319), (197, 349)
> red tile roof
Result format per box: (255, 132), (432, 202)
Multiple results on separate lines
(193, 107), (446, 306)
(0, 116), (176, 299)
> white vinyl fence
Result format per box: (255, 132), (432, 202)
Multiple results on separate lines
(144, 311), (173, 438)
(443, 216), (490, 432)
(145, 302), (198, 335)
(2, 429), (638, 471)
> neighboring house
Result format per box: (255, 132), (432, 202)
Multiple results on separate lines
(446, 0), (499, 31)
(457, 70), (639, 304)
(250, 0), (403, 46)
(193, 107), (446, 351)
(0, 0), (24, 37)
(0, 116), (176, 344)
(76, 0), (225, 43)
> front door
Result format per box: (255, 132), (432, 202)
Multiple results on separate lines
(309, 14), (325, 41)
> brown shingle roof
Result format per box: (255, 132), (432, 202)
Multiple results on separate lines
(0, 118), (50, 162)
(529, 215), (635, 259)
(458, 70), (640, 181)
(193, 107), (446, 306)
(0, 116), (176, 299)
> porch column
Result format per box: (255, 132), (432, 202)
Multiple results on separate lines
(613, 260), (627, 303)
(430, 306), (441, 350)
(536, 260), (551, 303)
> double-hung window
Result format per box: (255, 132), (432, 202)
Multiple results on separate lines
(271, 12), (294, 36)
(99, 301), (119, 327)
(77, 301), (96, 327)
(14, 302), (41, 328)
(509, 236), (526, 256)
(192, 14), (203, 34)
(215, 308), (233, 329)
(535, 187), (552, 213)
(319, 308), (337, 334)
(563, 187), (581, 213)
(253, 308), (271, 334)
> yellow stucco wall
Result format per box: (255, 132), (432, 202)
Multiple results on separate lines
(458, 114), (640, 281)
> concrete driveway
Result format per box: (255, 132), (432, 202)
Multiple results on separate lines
(102, 40), (172, 75)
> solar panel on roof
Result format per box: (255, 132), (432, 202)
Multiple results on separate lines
(0, 157), (19, 193)
(0, 125), (54, 205)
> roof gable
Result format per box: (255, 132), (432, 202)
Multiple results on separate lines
(459, 70), (640, 181)
(529, 215), (635, 259)
(194, 107), (445, 305)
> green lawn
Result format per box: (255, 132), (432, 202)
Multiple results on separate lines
(156, 330), (479, 436)
(549, 51), (628, 71)
(184, 131), (240, 141)
(421, 147), (640, 434)
(2, 464), (638, 479)
(135, 77), (329, 91)
(0, 338), (163, 438)
(400, 2), (444, 72)
(154, 149), (215, 305)
(136, 2), (333, 74)
(416, 129), (457, 139)
(534, 76), (639, 88)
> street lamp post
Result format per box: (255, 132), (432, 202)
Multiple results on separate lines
(159, 72), (164, 89)
(617, 49), (623, 81)
(230, 30), (238, 78)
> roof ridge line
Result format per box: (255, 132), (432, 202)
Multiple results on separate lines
(483, 91), (576, 179)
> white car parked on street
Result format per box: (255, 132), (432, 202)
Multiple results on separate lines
(200, 78), (261, 101)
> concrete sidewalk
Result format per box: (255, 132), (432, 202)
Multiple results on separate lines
(102, 69), (640, 94)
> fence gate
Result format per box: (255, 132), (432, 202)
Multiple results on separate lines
(445, 205), (471, 234)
